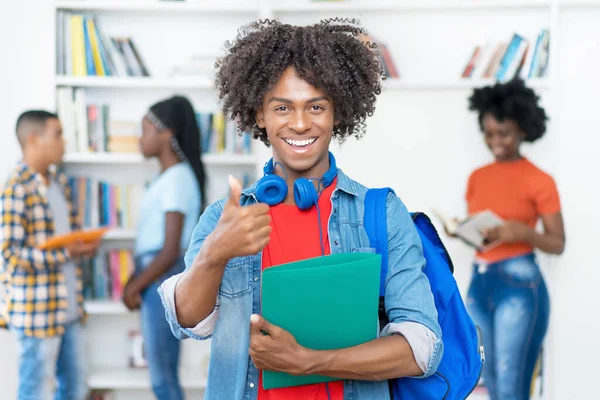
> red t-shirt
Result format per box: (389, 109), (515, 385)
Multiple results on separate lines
(257, 178), (344, 400)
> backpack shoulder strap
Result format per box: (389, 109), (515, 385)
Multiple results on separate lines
(364, 187), (395, 297)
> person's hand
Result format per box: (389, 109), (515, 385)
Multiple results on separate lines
(482, 221), (531, 244)
(123, 278), (143, 311)
(207, 175), (272, 263)
(249, 314), (309, 375)
(65, 240), (101, 259)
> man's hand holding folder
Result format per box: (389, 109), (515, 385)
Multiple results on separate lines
(249, 314), (309, 376)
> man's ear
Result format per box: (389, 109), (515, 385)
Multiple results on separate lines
(25, 130), (39, 147)
(256, 108), (266, 129)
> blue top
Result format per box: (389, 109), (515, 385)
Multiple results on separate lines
(135, 162), (201, 256)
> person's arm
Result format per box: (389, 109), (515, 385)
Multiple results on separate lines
(527, 212), (565, 254)
(123, 212), (185, 310)
(249, 315), (423, 380)
(483, 175), (565, 255)
(484, 213), (565, 255)
(249, 194), (443, 380)
(170, 176), (271, 328)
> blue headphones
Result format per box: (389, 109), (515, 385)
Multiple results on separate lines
(255, 152), (338, 210)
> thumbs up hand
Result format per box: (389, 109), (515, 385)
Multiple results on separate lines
(209, 175), (272, 264)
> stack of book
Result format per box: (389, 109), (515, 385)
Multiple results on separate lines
(461, 29), (550, 81)
(56, 12), (150, 77)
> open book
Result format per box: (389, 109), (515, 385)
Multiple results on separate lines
(432, 209), (504, 252)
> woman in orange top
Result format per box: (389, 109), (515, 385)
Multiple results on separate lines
(461, 79), (565, 400)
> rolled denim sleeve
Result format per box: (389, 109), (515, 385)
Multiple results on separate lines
(158, 200), (224, 340)
(383, 193), (444, 378)
(158, 273), (219, 340)
(381, 321), (438, 375)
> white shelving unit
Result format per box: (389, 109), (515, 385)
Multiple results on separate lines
(56, 75), (214, 89)
(55, 0), (259, 13)
(50, 1), (569, 399)
(271, 0), (552, 13)
(84, 299), (130, 315)
(88, 367), (207, 390)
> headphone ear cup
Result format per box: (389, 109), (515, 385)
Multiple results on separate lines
(294, 178), (318, 210)
(256, 174), (288, 206)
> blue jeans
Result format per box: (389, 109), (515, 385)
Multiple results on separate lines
(467, 253), (550, 400)
(13, 322), (87, 400)
(136, 252), (186, 400)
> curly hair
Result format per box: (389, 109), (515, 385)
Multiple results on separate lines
(214, 19), (385, 145)
(468, 78), (548, 142)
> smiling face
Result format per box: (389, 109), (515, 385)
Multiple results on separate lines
(256, 67), (335, 180)
(481, 113), (525, 162)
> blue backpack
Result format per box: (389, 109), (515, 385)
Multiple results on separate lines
(364, 188), (485, 400)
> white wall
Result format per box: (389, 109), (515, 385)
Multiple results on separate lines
(0, 1), (598, 399)
(0, 0), (54, 396)
(552, 7), (600, 399)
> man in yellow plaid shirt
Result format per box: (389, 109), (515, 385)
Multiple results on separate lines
(0, 110), (100, 400)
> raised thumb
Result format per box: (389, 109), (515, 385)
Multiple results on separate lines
(227, 174), (242, 207)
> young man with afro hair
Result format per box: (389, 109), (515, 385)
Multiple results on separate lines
(159, 19), (443, 400)
(450, 78), (565, 400)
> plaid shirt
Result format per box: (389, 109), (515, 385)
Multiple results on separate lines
(0, 162), (83, 338)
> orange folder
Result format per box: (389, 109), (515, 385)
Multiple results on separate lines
(38, 227), (110, 250)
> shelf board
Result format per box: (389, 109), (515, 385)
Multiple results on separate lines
(63, 152), (257, 166)
(55, 0), (257, 13)
(55, 75), (214, 90)
(63, 152), (147, 164)
(383, 78), (549, 91)
(560, 0), (600, 7)
(84, 300), (130, 315)
(202, 153), (257, 166)
(89, 367), (206, 390)
(272, 0), (551, 13)
(104, 228), (136, 240)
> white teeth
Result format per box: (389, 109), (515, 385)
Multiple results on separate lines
(284, 138), (316, 147)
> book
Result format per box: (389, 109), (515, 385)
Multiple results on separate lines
(432, 209), (504, 252)
(261, 252), (381, 389)
(38, 227), (109, 250)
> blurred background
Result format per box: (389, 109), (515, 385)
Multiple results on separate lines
(0, 0), (598, 399)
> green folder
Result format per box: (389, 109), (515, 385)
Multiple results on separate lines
(261, 252), (381, 390)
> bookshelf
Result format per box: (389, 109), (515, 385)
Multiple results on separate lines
(48, 1), (563, 399)
(55, 75), (214, 89)
(53, 1), (261, 398)
(88, 367), (207, 390)
(271, 0), (553, 13)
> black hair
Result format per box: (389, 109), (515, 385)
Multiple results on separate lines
(149, 95), (207, 210)
(468, 78), (548, 143)
(214, 18), (384, 145)
(16, 110), (59, 145)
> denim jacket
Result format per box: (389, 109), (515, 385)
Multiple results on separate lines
(159, 169), (443, 400)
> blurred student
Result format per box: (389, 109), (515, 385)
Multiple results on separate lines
(0, 110), (99, 400)
(122, 95), (205, 400)
(452, 79), (565, 400)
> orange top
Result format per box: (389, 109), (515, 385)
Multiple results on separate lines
(258, 178), (343, 400)
(466, 158), (561, 263)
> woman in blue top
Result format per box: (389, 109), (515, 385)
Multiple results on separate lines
(123, 95), (205, 400)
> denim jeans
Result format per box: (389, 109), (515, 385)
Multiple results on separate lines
(467, 253), (550, 400)
(13, 322), (87, 400)
(136, 251), (186, 400)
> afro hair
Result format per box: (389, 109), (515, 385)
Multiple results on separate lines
(214, 19), (385, 145)
(468, 78), (548, 142)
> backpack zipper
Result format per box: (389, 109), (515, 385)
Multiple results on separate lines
(462, 325), (486, 399)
